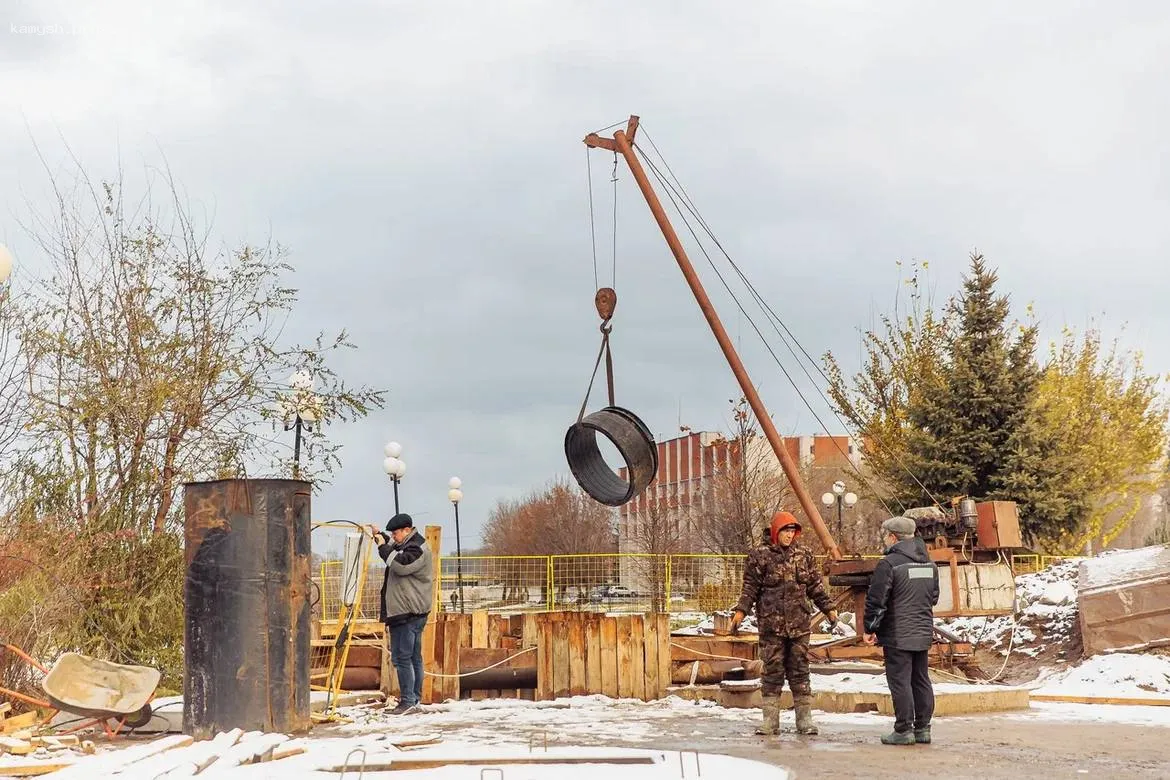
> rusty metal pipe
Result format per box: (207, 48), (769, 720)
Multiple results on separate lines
(459, 667), (538, 690)
(587, 117), (842, 560)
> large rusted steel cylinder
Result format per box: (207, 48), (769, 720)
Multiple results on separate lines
(183, 479), (312, 739)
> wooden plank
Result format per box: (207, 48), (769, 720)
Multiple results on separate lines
(195, 733), (287, 776)
(629, 614), (646, 701)
(0, 736), (33, 755)
(600, 615), (619, 698)
(0, 761), (74, 776)
(117, 729), (244, 779)
(488, 615), (507, 699)
(52, 735), (195, 780)
(536, 618), (555, 701)
(489, 615), (506, 648)
(472, 611), (490, 648)
(642, 613), (659, 701)
(0, 702), (11, 717)
(615, 615), (634, 699)
(420, 524), (442, 704)
(0, 712), (38, 735)
(522, 614), (539, 648)
(656, 614), (671, 700)
(381, 630), (399, 697)
(459, 647), (534, 671)
(552, 617), (571, 699)
(443, 617), (463, 703)
(567, 615), (587, 696)
(585, 615), (602, 695)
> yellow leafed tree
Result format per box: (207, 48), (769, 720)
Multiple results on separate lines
(1034, 327), (1169, 553)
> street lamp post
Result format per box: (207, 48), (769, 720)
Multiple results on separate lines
(282, 371), (320, 479)
(382, 441), (406, 514)
(821, 480), (858, 549)
(448, 477), (464, 613)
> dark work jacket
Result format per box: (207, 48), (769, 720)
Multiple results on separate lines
(863, 537), (939, 652)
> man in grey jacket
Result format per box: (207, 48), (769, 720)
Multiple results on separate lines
(863, 515), (940, 745)
(371, 513), (434, 715)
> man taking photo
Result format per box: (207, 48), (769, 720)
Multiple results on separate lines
(369, 513), (434, 715)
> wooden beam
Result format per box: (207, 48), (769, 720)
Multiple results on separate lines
(568, 615), (586, 696)
(585, 615), (602, 694)
(421, 524), (442, 704)
(600, 616), (619, 698)
(642, 613), (659, 700)
(536, 618), (555, 701)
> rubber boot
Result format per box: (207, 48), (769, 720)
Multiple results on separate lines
(881, 731), (916, 745)
(794, 697), (819, 735)
(914, 726), (931, 744)
(754, 694), (780, 736)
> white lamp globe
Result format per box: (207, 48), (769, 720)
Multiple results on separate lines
(832, 480), (846, 495)
(448, 476), (462, 490)
(383, 456), (405, 477)
(0, 245), (13, 284)
(384, 441), (402, 459)
(821, 492), (835, 507)
(288, 370), (313, 391)
(448, 488), (463, 503)
(844, 492), (859, 507)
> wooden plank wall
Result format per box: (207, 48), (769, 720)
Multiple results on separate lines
(414, 611), (671, 704)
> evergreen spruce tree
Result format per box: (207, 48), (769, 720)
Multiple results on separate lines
(902, 254), (1040, 504)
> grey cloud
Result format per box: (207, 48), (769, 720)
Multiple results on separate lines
(3, 0), (1169, 554)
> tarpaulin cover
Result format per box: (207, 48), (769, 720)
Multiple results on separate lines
(1078, 544), (1170, 657)
(182, 478), (312, 739)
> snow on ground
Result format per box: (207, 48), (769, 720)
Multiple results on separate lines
(673, 611), (758, 635)
(942, 558), (1082, 659)
(8, 690), (1170, 779)
(1032, 652), (1170, 698)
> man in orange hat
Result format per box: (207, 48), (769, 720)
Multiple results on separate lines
(733, 511), (837, 736)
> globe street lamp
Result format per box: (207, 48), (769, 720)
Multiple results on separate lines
(448, 477), (465, 613)
(821, 480), (858, 547)
(281, 371), (320, 479)
(382, 441), (406, 514)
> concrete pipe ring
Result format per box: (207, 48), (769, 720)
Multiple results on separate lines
(564, 405), (658, 507)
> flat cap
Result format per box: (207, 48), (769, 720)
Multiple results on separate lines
(881, 516), (918, 538)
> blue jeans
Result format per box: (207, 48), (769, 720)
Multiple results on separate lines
(389, 614), (428, 706)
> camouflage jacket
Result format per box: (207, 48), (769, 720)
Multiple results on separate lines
(735, 541), (834, 638)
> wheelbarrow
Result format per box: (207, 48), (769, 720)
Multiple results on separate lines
(0, 645), (159, 737)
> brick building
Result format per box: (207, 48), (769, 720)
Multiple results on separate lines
(617, 431), (863, 555)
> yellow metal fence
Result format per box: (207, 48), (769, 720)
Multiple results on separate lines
(316, 553), (1069, 622)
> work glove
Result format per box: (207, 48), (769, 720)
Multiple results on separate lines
(730, 610), (745, 634)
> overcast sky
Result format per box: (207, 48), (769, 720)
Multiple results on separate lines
(3, 1), (1167, 555)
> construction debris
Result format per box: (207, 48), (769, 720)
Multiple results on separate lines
(1079, 544), (1170, 656)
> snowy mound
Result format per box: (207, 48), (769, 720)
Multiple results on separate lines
(1034, 653), (1170, 698)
